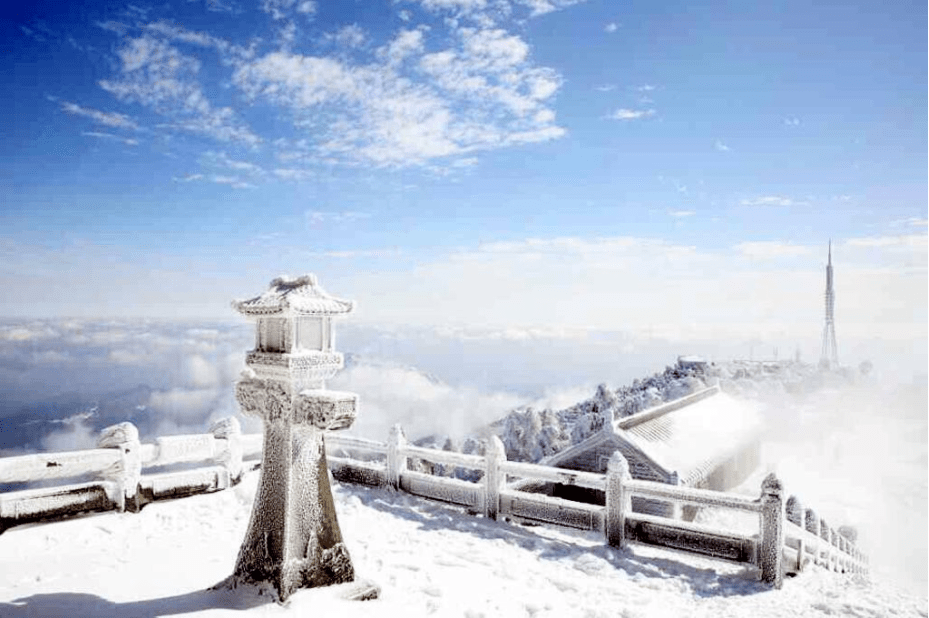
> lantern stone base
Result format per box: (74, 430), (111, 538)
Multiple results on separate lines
(227, 378), (363, 603)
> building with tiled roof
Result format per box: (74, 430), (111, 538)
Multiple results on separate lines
(532, 386), (762, 517)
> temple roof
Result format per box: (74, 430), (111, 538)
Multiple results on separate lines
(232, 274), (355, 317)
(541, 387), (763, 487)
(613, 389), (762, 485)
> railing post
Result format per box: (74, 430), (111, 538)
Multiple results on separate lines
(484, 436), (506, 520)
(787, 495), (803, 571)
(605, 451), (630, 549)
(835, 529), (841, 572)
(759, 473), (784, 588)
(841, 537), (848, 573)
(836, 536), (842, 572)
(211, 416), (243, 484)
(820, 517), (830, 569)
(804, 508), (819, 566)
(98, 422), (142, 513)
(387, 424), (407, 491)
(668, 471), (681, 519)
(786, 495), (802, 526)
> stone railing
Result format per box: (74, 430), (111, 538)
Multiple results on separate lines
(0, 418), (263, 532)
(0, 419), (868, 587)
(324, 425), (868, 588)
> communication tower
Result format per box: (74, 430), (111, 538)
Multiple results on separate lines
(819, 241), (839, 369)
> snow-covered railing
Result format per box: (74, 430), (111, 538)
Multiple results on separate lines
(0, 419), (868, 588)
(782, 497), (869, 577)
(0, 417), (255, 532)
(321, 424), (867, 588)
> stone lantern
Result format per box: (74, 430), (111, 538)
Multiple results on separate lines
(228, 274), (361, 601)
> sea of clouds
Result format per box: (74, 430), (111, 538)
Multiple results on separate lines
(0, 318), (788, 450)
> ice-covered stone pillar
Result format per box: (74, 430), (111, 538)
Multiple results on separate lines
(759, 473), (784, 588)
(228, 274), (359, 602)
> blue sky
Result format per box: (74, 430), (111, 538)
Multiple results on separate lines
(2, 0), (926, 360)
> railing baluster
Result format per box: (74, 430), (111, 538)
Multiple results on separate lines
(386, 424), (407, 491)
(759, 474), (785, 588)
(605, 451), (630, 549)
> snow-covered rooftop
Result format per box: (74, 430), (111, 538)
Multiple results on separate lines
(539, 389), (763, 487)
(616, 391), (763, 486)
(232, 274), (355, 317)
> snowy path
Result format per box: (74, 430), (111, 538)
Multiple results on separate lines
(0, 471), (924, 618)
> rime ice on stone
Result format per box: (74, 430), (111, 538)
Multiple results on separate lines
(226, 274), (361, 602)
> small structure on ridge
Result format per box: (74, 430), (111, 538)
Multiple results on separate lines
(225, 274), (367, 602)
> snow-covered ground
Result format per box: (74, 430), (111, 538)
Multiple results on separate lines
(1, 469), (924, 618)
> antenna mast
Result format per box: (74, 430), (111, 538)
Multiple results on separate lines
(820, 241), (838, 369)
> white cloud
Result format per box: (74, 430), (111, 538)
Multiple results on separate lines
(173, 173), (204, 182)
(209, 174), (254, 189)
(306, 249), (402, 258)
(143, 20), (231, 52)
(99, 36), (260, 146)
(604, 22), (618, 33)
(306, 211), (371, 225)
(609, 108), (655, 120)
(417, 0), (490, 13)
(201, 0), (239, 13)
(740, 195), (800, 207)
(87, 7), (577, 171)
(41, 416), (98, 452)
(715, 139), (730, 152)
(329, 24), (366, 48)
(379, 28), (425, 65)
(18, 21), (44, 42)
(60, 101), (138, 129)
(668, 210), (696, 218)
(296, 1), (316, 14)
(594, 84), (615, 92)
(735, 241), (813, 259)
(0, 325), (58, 341)
(337, 233), (926, 350)
(148, 387), (217, 423)
(273, 168), (314, 181)
(187, 354), (219, 388)
(96, 20), (130, 35)
(108, 348), (146, 364)
(329, 360), (524, 439)
(512, 0), (586, 17)
(844, 234), (928, 251)
(201, 151), (265, 176)
(233, 25), (565, 166)
(636, 84), (655, 92)
(409, 0), (585, 23)
(889, 217), (928, 228)
(262, 0), (311, 20)
(81, 131), (139, 146)
(784, 117), (801, 126)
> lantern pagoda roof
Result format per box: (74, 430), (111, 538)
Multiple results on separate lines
(232, 274), (355, 317)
